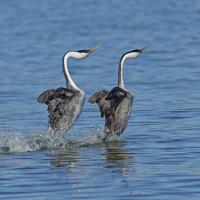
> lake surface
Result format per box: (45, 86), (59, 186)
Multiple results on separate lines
(0, 0), (200, 199)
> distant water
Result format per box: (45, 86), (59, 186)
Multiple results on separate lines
(0, 0), (200, 199)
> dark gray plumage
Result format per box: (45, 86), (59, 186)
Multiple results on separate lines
(89, 87), (133, 136)
(37, 87), (84, 132)
(89, 47), (147, 136)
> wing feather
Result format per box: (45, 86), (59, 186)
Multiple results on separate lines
(37, 87), (74, 104)
(106, 87), (127, 100)
(88, 90), (110, 117)
(89, 87), (133, 135)
(37, 89), (56, 104)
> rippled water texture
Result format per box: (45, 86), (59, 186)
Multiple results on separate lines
(0, 0), (200, 199)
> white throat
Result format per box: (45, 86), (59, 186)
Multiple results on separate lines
(63, 52), (81, 91)
(118, 55), (126, 89)
(118, 51), (140, 89)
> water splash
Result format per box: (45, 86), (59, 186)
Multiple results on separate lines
(0, 127), (121, 154)
(0, 130), (65, 153)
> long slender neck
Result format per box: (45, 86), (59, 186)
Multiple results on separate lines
(118, 54), (127, 89)
(62, 52), (80, 90)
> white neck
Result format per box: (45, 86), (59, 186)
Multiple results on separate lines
(63, 52), (80, 90)
(118, 51), (140, 89)
(118, 54), (128, 89)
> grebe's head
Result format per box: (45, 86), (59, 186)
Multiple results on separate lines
(123, 46), (148, 59)
(69, 44), (101, 59)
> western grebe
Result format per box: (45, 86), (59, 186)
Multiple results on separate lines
(37, 45), (100, 133)
(89, 46), (147, 136)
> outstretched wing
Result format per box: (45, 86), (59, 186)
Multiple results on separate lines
(106, 87), (127, 102)
(89, 87), (132, 135)
(37, 87), (74, 104)
(88, 90), (110, 117)
(37, 87), (80, 131)
(88, 87), (127, 118)
(37, 89), (56, 104)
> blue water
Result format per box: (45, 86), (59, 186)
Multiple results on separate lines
(0, 0), (200, 199)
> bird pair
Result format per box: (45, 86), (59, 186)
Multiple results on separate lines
(37, 45), (147, 136)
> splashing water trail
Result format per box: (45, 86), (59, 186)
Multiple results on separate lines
(0, 130), (64, 153)
(0, 127), (121, 153)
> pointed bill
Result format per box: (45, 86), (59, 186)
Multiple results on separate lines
(88, 44), (101, 53)
(140, 45), (149, 53)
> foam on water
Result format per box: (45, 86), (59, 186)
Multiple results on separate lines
(0, 128), (122, 154)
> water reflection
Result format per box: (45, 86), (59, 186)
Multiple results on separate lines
(105, 141), (133, 174)
(50, 140), (133, 174)
(50, 147), (78, 168)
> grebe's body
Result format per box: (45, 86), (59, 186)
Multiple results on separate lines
(38, 87), (85, 132)
(89, 87), (133, 135)
(38, 46), (99, 132)
(89, 47), (146, 136)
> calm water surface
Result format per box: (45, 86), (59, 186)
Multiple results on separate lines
(0, 0), (200, 199)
